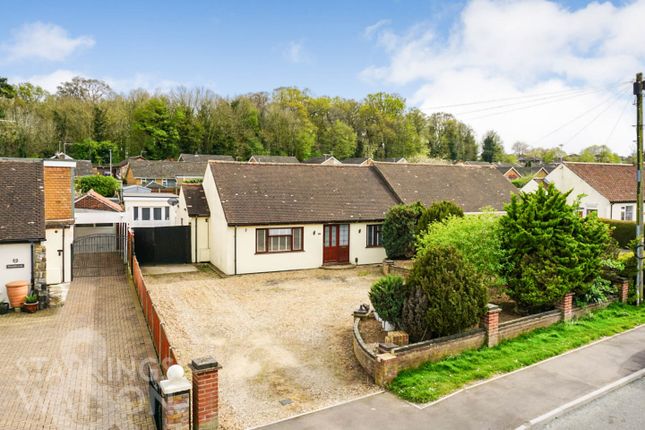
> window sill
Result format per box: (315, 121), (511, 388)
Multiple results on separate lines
(366, 245), (384, 249)
(255, 250), (305, 255)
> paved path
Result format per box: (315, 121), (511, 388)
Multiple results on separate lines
(0, 264), (156, 429)
(544, 376), (645, 429)
(261, 325), (645, 430)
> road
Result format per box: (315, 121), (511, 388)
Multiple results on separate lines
(544, 376), (645, 430)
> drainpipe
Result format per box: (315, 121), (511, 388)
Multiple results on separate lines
(30, 242), (35, 289)
(610, 203), (614, 220)
(194, 218), (198, 263)
(61, 227), (65, 283)
(234, 226), (238, 275)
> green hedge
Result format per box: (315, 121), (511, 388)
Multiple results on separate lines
(601, 219), (636, 248)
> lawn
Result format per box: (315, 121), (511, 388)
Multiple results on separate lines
(389, 303), (645, 403)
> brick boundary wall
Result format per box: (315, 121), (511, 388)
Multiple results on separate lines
(354, 286), (624, 387)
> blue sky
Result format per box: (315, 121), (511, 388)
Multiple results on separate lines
(1, 0), (642, 154)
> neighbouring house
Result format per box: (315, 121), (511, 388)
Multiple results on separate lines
(122, 184), (151, 194)
(524, 162), (640, 219)
(123, 192), (179, 228)
(177, 184), (211, 262)
(0, 159), (47, 304)
(496, 165), (522, 180)
(124, 160), (211, 190)
(380, 157), (408, 164)
(0, 157), (76, 304)
(74, 190), (127, 240)
(50, 152), (95, 177)
(178, 153), (234, 162)
(248, 155), (300, 164)
(342, 157), (373, 166)
(117, 155), (146, 179)
(303, 154), (342, 165)
(200, 161), (516, 275)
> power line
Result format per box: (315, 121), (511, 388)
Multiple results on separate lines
(531, 89), (626, 145)
(560, 92), (626, 146)
(604, 98), (631, 146)
(423, 79), (631, 110)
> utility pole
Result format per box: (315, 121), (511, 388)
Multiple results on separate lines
(635, 72), (644, 305)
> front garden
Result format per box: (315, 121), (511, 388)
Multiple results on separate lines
(359, 185), (640, 399)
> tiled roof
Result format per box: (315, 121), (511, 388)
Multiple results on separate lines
(75, 190), (123, 212)
(178, 153), (234, 162)
(342, 157), (372, 165)
(564, 162), (638, 202)
(0, 159), (45, 242)
(373, 162), (516, 212)
(209, 162), (400, 225)
(75, 160), (95, 176)
(128, 160), (208, 179)
(181, 184), (210, 217)
(248, 155), (300, 164)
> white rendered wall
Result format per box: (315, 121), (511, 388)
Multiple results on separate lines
(0, 243), (32, 302)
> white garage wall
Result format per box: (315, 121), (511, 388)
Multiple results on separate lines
(45, 226), (73, 285)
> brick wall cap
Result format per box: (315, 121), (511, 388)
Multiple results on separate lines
(190, 356), (222, 372)
(486, 303), (501, 313)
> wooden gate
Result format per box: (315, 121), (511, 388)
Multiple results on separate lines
(133, 226), (191, 265)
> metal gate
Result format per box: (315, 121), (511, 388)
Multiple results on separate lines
(133, 226), (191, 265)
(72, 233), (128, 277)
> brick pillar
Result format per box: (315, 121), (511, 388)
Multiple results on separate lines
(557, 292), (574, 321)
(480, 304), (501, 347)
(382, 259), (393, 275)
(620, 281), (629, 304)
(374, 353), (398, 387)
(160, 365), (191, 430)
(190, 356), (221, 430)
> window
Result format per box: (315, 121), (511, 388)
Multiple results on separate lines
(134, 207), (139, 221)
(586, 208), (598, 217)
(339, 224), (349, 246)
(142, 208), (150, 221)
(256, 227), (304, 253)
(163, 178), (177, 188)
(153, 207), (162, 220)
(164, 207), (170, 220)
(367, 224), (383, 247)
(621, 205), (634, 221)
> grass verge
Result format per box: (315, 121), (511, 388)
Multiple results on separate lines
(389, 303), (645, 403)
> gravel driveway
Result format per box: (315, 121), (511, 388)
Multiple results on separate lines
(144, 266), (382, 429)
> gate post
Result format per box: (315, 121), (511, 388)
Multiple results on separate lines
(190, 356), (221, 430)
(160, 365), (191, 430)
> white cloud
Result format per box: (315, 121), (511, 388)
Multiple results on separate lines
(363, 19), (391, 39)
(361, 0), (644, 155)
(13, 69), (81, 92)
(283, 40), (311, 64)
(2, 22), (94, 62)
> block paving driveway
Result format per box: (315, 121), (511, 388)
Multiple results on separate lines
(0, 266), (156, 429)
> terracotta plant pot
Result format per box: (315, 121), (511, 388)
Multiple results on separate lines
(22, 302), (39, 314)
(6, 280), (29, 308)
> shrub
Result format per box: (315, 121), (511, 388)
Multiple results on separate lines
(417, 200), (464, 234)
(382, 202), (425, 259)
(417, 213), (503, 286)
(511, 176), (533, 188)
(600, 219), (636, 249)
(499, 185), (612, 312)
(401, 245), (487, 342)
(75, 175), (120, 197)
(369, 275), (407, 328)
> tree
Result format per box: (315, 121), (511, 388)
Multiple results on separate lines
(75, 175), (120, 197)
(417, 213), (504, 286)
(481, 130), (504, 162)
(382, 202), (425, 259)
(512, 141), (529, 157)
(0, 77), (16, 119)
(402, 245), (487, 341)
(67, 139), (120, 164)
(56, 77), (114, 103)
(427, 113), (478, 161)
(318, 119), (357, 159)
(131, 98), (180, 159)
(499, 184), (612, 311)
(92, 105), (108, 141)
(369, 275), (408, 328)
(417, 200), (464, 234)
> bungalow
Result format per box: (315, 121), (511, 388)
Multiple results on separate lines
(178, 153), (234, 162)
(381, 157), (408, 164)
(124, 160), (211, 190)
(123, 192), (179, 228)
(248, 155), (300, 164)
(526, 162), (640, 220)
(201, 161), (516, 275)
(0, 158), (76, 304)
(342, 157), (373, 166)
(303, 154), (342, 165)
(177, 184), (211, 263)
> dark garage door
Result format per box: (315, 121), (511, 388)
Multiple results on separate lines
(133, 226), (191, 265)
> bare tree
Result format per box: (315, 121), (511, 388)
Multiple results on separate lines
(57, 76), (114, 103)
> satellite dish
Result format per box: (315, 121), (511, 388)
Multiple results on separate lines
(167, 198), (179, 206)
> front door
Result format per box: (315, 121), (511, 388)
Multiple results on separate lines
(323, 224), (350, 264)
